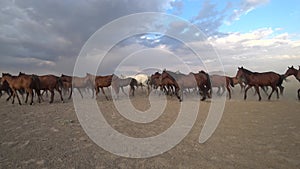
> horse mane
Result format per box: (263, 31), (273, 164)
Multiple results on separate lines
(240, 67), (254, 75)
(2, 73), (12, 77)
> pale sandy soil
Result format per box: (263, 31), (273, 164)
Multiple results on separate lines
(0, 79), (299, 169)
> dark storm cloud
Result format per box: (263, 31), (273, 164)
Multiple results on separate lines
(0, 0), (174, 73)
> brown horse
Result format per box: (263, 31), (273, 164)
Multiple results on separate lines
(0, 77), (12, 99)
(61, 74), (92, 99)
(210, 75), (234, 99)
(160, 70), (182, 101)
(86, 73), (113, 100)
(150, 72), (175, 95)
(1, 73), (37, 105)
(236, 67), (284, 101)
(190, 70), (211, 100)
(111, 75), (138, 99)
(160, 70), (209, 101)
(230, 76), (245, 93)
(284, 66), (300, 100)
(37, 75), (64, 103)
(18, 72), (42, 103)
(60, 74), (72, 98)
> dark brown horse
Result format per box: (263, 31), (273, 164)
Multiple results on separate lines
(190, 70), (211, 99)
(111, 75), (138, 99)
(0, 77), (12, 99)
(150, 72), (175, 95)
(160, 70), (209, 101)
(18, 72), (42, 103)
(236, 67), (284, 101)
(1, 73), (37, 105)
(86, 73), (113, 100)
(210, 75), (234, 99)
(160, 70), (182, 101)
(37, 74), (64, 103)
(284, 66), (300, 100)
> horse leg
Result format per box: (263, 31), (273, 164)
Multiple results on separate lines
(91, 87), (95, 99)
(6, 92), (12, 102)
(200, 86), (206, 101)
(175, 87), (181, 101)
(56, 87), (64, 103)
(101, 87), (109, 100)
(279, 86), (284, 95)
(217, 86), (221, 96)
(36, 89), (42, 103)
(268, 86), (276, 100)
(180, 88), (184, 102)
(226, 85), (231, 99)
(14, 89), (22, 105)
(239, 83), (244, 93)
(276, 86), (279, 99)
(221, 86), (226, 96)
(77, 88), (84, 99)
(95, 87), (100, 99)
(25, 92), (29, 103)
(29, 89), (34, 105)
(244, 85), (252, 100)
(11, 92), (16, 104)
(68, 88), (73, 100)
(131, 86), (135, 97)
(254, 86), (261, 101)
(262, 86), (269, 96)
(298, 88), (300, 100)
(49, 90), (54, 103)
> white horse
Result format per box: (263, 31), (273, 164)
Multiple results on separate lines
(121, 73), (150, 95)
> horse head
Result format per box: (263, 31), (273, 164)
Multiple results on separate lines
(284, 66), (297, 77)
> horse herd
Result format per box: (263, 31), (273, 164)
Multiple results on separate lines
(0, 66), (300, 105)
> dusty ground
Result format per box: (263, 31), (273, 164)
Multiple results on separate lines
(0, 80), (299, 169)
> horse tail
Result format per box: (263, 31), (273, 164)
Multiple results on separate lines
(229, 77), (234, 87)
(130, 78), (138, 88)
(204, 71), (211, 90)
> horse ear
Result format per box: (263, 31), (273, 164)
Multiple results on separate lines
(291, 65), (294, 68)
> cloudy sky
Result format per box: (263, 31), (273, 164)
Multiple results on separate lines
(1, 0), (299, 76)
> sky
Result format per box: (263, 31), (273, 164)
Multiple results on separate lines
(0, 0), (299, 76)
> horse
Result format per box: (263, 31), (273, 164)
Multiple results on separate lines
(123, 74), (150, 95)
(1, 73), (37, 105)
(210, 75), (234, 99)
(60, 74), (72, 98)
(18, 72), (42, 103)
(111, 75), (138, 99)
(236, 67), (284, 101)
(284, 66), (300, 100)
(86, 73), (113, 100)
(61, 74), (92, 99)
(160, 70), (182, 101)
(149, 72), (174, 95)
(190, 70), (211, 99)
(36, 74), (64, 103)
(230, 76), (245, 93)
(160, 70), (209, 101)
(0, 77), (12, 99)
